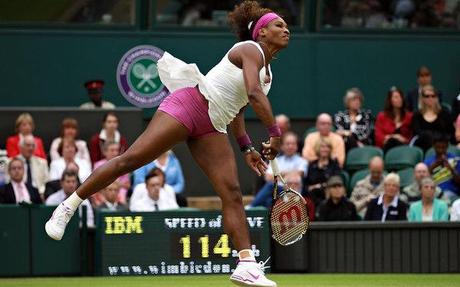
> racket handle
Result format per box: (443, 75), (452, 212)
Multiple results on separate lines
(270, 158), (280, 177)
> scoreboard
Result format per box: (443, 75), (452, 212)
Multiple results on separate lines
(95, 209), (270, 276)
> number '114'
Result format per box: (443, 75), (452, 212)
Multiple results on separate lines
(179, 234), (231, 258)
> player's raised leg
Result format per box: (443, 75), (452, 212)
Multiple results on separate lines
(45, 111), (189, 240)
(188, 134), (276, 287)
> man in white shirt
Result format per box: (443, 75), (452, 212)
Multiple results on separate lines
(130, 168), (179, 212)
(46, 170), (94, 227)
(249, 131), (308, 208)
(0, 157), (41, 204)
(451, 198), (460, 221)
(16, 135), (49, 196)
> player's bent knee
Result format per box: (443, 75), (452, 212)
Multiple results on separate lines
(219, 182), (243, 206)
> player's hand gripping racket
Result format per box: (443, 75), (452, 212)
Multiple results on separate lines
(269, 158), (310, 246)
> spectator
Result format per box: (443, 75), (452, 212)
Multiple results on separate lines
(406, 66), (443, 112)
(451, 89), (460, 121)
(411, 85), (453, 152)
(44, 161), (80, 200)
(374, 86), (413, 152)
(97, 181), (128, 211)
(80, 80), (115, 109)
(0, 158), (41, 204)
(6, 113), (46, 159)
(302, 113), (345, 167)
(91, 141), (131, 207)
(275, 114), (291, 134)
(455, 114), (460, 147)
(364, 173), (408, 222)
(49, 118), (91, 164)
(401, 162), (442, 203)
(316, 176), (359, 221)
(15, 135), (49, 197)
(46, 170), (94, 227)
(249, 132), (307, 208)
(89, 112), (128, 164)
(133, 150), (184, 192)
(424, 134), (460, 202)
(130, 168), (179, 212)
(334, 87), (373, 151)
(49, 138), (91, 183)
(451, 198), (460, 221)
(350, 156), (385, 217)
(408, 177), (449, 222)
(304, 137), (341, 206)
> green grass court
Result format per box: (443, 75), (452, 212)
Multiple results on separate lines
(1, 274), (460, 287)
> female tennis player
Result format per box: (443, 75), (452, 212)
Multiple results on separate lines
(46, 1), (289, 286)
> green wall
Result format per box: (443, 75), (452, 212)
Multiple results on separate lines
(0, 30), (459, 118)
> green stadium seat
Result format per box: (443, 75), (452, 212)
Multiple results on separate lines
(349, 169), (369, 191)
(424, 145), (460, 160)
(397, 167), (414, 188)
(384, 146), (423, 171)
(441, 102), (452, 112)
(340, 170), (350, 196)
(345, 146), (383, 172)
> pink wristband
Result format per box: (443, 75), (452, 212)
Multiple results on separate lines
(267, 124), (282, 137)
(237, 134), (252, 148)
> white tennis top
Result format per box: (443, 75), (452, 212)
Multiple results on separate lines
(157, 40), (272, 133)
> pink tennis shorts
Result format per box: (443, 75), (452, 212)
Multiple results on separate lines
(158, 86), (220, 139)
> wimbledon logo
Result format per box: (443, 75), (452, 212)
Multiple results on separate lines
(117, 45), (169, 108)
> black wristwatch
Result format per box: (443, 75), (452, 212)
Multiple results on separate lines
(241, 144), (255, 154)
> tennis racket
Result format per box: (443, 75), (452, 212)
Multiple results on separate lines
(269, 158), (310, 246)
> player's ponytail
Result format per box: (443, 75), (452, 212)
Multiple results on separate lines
(228, 0), (272, 42)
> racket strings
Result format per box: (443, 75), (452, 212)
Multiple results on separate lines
(270, 193), (309, 246)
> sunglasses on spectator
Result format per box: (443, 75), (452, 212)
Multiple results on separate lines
(328, 184), (343, 188)
(422, 94), (437, 98)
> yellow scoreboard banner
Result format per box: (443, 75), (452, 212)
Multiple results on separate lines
(95, 209), (270, 276)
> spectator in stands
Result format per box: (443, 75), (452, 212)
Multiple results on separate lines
(424, 134), (460, 202)
(451, 89), (460, 122)
(49, 118), (91, 164)
(249, 132), (307, 208)
(374, 86), (413, 152)
(97, 181), (128, 211)
(302, 113), (345, 167)
(455, 114), (460, 147)
(316, 176), (359, 221)
(46, 170), (94, 227)
(91, 141), (130, 207)
(401, 162), (442, 203)
(451, 198), (460, 221)
(45, 161), (80, 200)
(364, 173), (408, 222)
(406, 66), (443, 112)
(350, 156), (385, 217)
(6, 113), (46, 159)
(130, 168), (179, 212)
(89, 112), (128, 164)
(80, 79), (115, 109)
(275, 114), (291, 134)
(408, 177), (449, 222)
(304, 137), (341, 206)
(411, 85), (453, 152)
(49, 138), (91, 183)
(16, 135), (49, 197)
(0, 158), (41, 204)
(334, 87), (373, 151)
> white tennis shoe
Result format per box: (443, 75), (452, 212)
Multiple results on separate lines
(230, 258), (276, 287)
(45, 203), (75, 241)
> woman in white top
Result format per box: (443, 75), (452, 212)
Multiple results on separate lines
(49, 118), (91, 165)
(46, 2), (289, 286)
(49, 138), (91, 183)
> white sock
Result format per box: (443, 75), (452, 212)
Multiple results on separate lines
(63, 192), (83, 212)
(238, 249), (255, 261)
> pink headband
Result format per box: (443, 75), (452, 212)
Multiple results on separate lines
(251, 12), (280, 41)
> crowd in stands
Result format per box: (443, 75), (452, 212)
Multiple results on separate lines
(249, 65), (460, 222)
(0, 110), (186, 227)
(1, 65), (460, 225)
